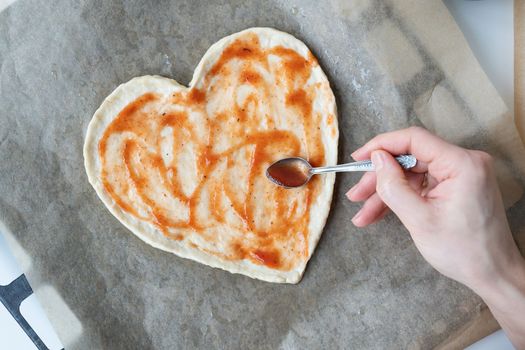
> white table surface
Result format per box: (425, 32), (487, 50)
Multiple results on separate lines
(0, 0), (517, 349)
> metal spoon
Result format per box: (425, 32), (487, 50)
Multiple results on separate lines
(266, 154), (417, 188)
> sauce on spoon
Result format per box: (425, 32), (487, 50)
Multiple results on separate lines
(266, 158), (311, 188)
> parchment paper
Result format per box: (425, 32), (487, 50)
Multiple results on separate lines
(1, 0), (525, 349)
(517, 0), (525, 147)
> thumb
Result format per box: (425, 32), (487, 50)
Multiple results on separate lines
(372, 150), (427, 225)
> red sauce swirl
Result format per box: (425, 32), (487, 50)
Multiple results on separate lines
(98, 33), (332, 270)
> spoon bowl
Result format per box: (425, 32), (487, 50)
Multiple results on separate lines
(266, 154), (417, 188)
(265, 157), (313, 188)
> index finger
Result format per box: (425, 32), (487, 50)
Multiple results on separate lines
(352, 127), (464, 175)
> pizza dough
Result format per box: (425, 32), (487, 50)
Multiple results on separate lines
(83, 27), (338, 283)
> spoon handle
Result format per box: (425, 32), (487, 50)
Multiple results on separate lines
(310, 154), (417, 174)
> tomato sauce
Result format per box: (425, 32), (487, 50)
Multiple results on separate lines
(98, 33), (329, 271)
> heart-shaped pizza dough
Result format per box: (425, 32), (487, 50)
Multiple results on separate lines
(84, 27), (338, 283)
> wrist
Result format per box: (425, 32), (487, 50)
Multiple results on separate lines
(469, 250), (525, 348)
(471, 251), (525, 310)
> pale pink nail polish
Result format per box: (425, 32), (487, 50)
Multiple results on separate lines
(346, 186), (357, 200)
(351, 209), (362, 225)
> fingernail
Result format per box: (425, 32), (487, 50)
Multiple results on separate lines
(346, 185), (357, 200)
(371, 151), (384, 170)
(351, 209), (362, 225)
(351, 147), (362, 160)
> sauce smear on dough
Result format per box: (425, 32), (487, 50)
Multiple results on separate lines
(98, 33), (332, 271)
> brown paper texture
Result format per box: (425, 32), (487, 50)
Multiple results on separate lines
(1, 0), (524, 348)
(435, 306), (500, 350)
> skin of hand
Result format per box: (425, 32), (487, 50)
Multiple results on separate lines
(346, 127), (525, 348)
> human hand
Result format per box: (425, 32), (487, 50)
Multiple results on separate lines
(346, 127), (523, 291)
(346, 127), (525, 347)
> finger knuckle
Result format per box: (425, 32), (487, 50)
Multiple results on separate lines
(408, 126), (426, 135)
(453, 148), (471, 162)
(463, 150), (495, 184)
(469, 150), (494, 170)
(475, 150), (493, 165)
(445, 148), (469, 169)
